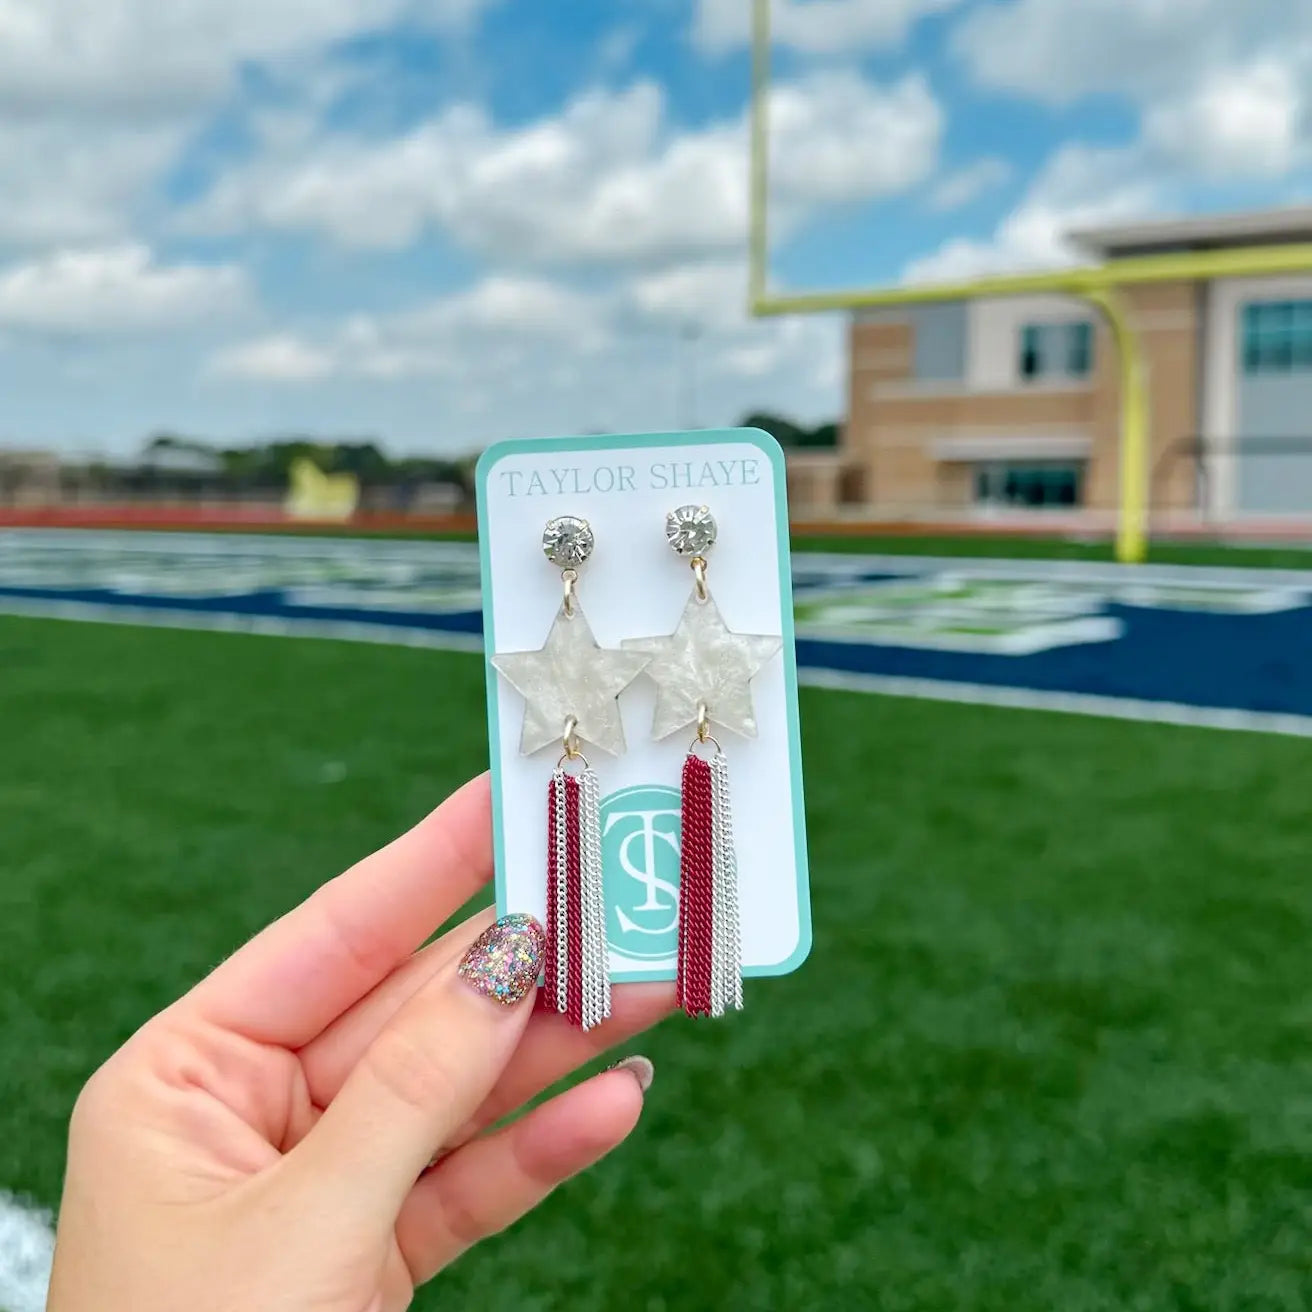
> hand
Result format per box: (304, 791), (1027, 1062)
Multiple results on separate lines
(47, 775), (669, 1312)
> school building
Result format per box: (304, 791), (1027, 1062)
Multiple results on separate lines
(791, 207), (1312, 521)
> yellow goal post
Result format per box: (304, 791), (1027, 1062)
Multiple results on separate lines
(747, 0), (1312, 562)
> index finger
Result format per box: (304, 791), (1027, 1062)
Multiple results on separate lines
(181, 773), (494, 1048)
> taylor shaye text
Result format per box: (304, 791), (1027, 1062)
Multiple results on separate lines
(497, 458), (764, 498)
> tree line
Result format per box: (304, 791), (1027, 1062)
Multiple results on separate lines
(141, 434), (477, 499)
(738, 413), (840, 449)
(138, 409), (838, 491)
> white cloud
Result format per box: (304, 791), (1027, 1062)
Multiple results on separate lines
(693, 0), (958, 56)
(0, 122), (184, 248)
(906, 35), (1312, 286)
(0, 0), (494, 116)
(903, 143), (1160, 284)
(187, 83), (662, 254)
(209, 275), (606, 384)
(626, 259), (750, 332)
(0, 0), (503, 255)
(208, 333), (334, 382)
(0, 245), (249, 334)
(927, 157), (1012, 212)
(719, 315), (841, 385)
(617, 256), (844, 389)
(403, 275), (604, 337)
(204, 264), (843, 435)
(1144, 60), (1305, 180)
(183, 72), (943, 264)
(953, 0), (1312, 106)
(772, 73), (942, 211)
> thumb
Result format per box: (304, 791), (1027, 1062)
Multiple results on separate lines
(282, 913), (544, 1226)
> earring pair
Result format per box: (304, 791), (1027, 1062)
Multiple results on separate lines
(491, 506), (781, 1030)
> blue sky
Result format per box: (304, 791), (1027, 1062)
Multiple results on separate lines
(0, 0), (1310, 455)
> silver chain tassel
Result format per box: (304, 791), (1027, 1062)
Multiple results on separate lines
(549, 765), (610, 1031)
(580, 768), (611, 1031)
(578, 776), (597, 1029)
(709, 752), (743, 1017)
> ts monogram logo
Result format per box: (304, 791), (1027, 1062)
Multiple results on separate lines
(600, 785), (682, 962)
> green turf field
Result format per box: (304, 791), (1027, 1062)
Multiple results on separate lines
(2, 615), (1310, 1311)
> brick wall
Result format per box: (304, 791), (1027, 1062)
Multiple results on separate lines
(842, 283), (1202, 514)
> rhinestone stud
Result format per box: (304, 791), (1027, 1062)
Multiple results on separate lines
(542, 515), (595, 568)
(665, 504), (717, 557)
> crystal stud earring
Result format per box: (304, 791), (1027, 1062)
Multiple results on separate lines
(623, 506), (781, 1018)
(489, 516), (649, 1029)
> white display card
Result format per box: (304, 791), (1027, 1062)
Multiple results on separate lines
(477, 429), (810, 982)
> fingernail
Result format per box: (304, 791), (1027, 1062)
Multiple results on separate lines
(458, 914), (545, 1006)
(608, 1054), (654, 1093)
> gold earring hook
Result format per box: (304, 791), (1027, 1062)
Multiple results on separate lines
(690, 556), (708, 602)
(556, 716), (590, 770)
(690, 702), (722, 754)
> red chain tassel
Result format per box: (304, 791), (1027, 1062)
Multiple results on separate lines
(677, 754), (716, 1016)
(677, 749), (743, 1019)
(564, 775), (584, 1027)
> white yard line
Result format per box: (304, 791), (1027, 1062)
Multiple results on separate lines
(0, 597), (484, 653)
(0, 1194), (53, 1312)
(0, 528), (478, 564)
(799, 667), (1312, 739)
(793, 551), (1312, 589)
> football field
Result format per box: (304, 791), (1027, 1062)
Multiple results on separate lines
(2, 582), (1311, 1310)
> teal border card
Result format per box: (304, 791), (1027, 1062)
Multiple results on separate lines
(476, 427), (811, 980)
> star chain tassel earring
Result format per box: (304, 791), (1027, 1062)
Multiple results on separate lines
(624, 505), (782, 1018)
(491, 516), (649, 1031)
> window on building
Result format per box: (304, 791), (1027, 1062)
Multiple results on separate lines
(1067, 322), (1093, 375)
(1242, 299), (1312, 374)
(1017, 322), (1095, 382)
(1019, 325), (1043, 380)
(973, 462), (1085, 508)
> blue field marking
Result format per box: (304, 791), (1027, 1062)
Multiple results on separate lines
(0, 583), (485, 639)
(797, 603), (1312, 717)
(0, 529), (485, 641)
(1, 530), (1310, 733)
(789, 560), (1312, 718)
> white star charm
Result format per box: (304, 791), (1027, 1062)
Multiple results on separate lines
(492, 604), (650, 756)
(624, 591), (782, 741)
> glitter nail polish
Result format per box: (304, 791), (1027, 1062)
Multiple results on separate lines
(458, 913), (546, 1006)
